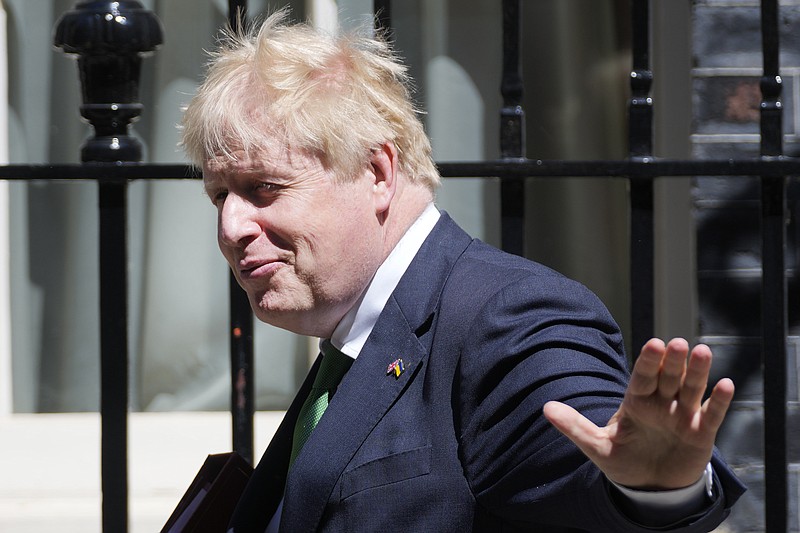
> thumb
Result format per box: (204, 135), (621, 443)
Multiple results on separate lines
(543, 401), (608, 460)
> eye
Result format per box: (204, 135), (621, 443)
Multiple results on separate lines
(210, 189), (228, 206)
(255, 181), (283, 194)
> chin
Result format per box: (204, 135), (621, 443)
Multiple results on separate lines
(252, 303), (313, 335)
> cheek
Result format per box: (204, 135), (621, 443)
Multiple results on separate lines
(220, 247), (239, 274)
(296, 211), (362, 268)
(294, 181), (377, 265)
(335, 212), (382, 273)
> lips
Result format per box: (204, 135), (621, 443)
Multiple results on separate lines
(237, 258), (284, 280)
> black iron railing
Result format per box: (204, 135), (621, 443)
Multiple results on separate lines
(226, 0), (257, 483)
(0, 0), (791, 531)
(759, 1), (788, 530)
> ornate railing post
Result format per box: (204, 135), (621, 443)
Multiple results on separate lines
(226, 0), (256, 467)
(54, 2), (163, 532)
(54, 0), (163, 162)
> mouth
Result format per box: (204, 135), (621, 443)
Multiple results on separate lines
(237, 258), (284, 280)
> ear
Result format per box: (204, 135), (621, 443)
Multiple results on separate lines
(369, 141), (398, 214)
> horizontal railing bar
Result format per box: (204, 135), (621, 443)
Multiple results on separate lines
(438, 159), (800, 178)
(2, 158), (800, 181)
(0, 164), (197, 180)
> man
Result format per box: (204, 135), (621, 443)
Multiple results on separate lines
(181, 11), (745, 532)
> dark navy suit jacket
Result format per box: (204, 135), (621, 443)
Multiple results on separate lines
(228, 213), (745, 532)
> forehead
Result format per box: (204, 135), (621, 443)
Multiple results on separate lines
(203, 144), (322, 184)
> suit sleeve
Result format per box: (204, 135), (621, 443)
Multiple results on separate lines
(453, 273), (744, 532)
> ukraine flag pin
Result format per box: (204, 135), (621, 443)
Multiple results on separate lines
(386, 358), (405, 379)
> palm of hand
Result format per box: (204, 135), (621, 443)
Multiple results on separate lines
(544, 338), (735, 490)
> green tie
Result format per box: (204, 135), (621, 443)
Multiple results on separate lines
(289, 340), (353, 467)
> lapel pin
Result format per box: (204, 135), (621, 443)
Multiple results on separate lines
(386, 358), (405, 379)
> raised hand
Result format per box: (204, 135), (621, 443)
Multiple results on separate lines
(543, 338), (735, 489)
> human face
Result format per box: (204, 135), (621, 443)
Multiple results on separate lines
(203, 144), (385, 337)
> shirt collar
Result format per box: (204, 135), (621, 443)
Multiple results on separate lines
(327, 203), (440, 358)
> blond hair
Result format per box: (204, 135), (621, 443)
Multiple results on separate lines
(181, 10), (440, 190)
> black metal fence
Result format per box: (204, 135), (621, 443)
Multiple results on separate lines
(0, 0), (791, 531)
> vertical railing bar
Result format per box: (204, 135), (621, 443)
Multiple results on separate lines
(227, 0), (255, 466)
(99, 178), (129, 533)
(55, 2), (162, 528)
(228, 0), (247, 27)
(628, 0), (654, 355)
(374, 0), (391, 34)
(229, 273), (255, 465)
(499, 0), (525, 256)
(759, 0), (788, 530)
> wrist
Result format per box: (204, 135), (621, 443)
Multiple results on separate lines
(607, 463), (715, 527)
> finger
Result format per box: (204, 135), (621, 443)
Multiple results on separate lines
(543, 401), (610, 461)
(700, 377), (735, 434)
(628, 338), (667, 396)
(678, 344), (713, 411)
(657, 338), (690, 399)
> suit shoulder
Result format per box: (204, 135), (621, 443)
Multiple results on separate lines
(440, 239), (617, 332)
(453, 239), (586, 294)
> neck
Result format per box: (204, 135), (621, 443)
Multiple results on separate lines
(380, 181), (434, 259)
(298, 180), (434, 340)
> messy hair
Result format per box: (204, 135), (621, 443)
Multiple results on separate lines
(181, 10), (440, 190)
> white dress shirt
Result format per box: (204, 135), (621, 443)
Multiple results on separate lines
(329, 202), (442, 359)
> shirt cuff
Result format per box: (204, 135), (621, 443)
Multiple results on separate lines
(608, 463), (715, 527)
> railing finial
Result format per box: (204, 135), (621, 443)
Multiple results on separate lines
(54, 1), (164, 163)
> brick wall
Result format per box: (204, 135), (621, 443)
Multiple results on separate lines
(692, 1), (800, 530)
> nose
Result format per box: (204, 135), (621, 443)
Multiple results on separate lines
(218, 193), (262, 247)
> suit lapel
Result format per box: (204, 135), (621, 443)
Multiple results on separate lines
(227, 354), (323, 532)
(281, 300), (428, 531)
(280, 213), (473, 532)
